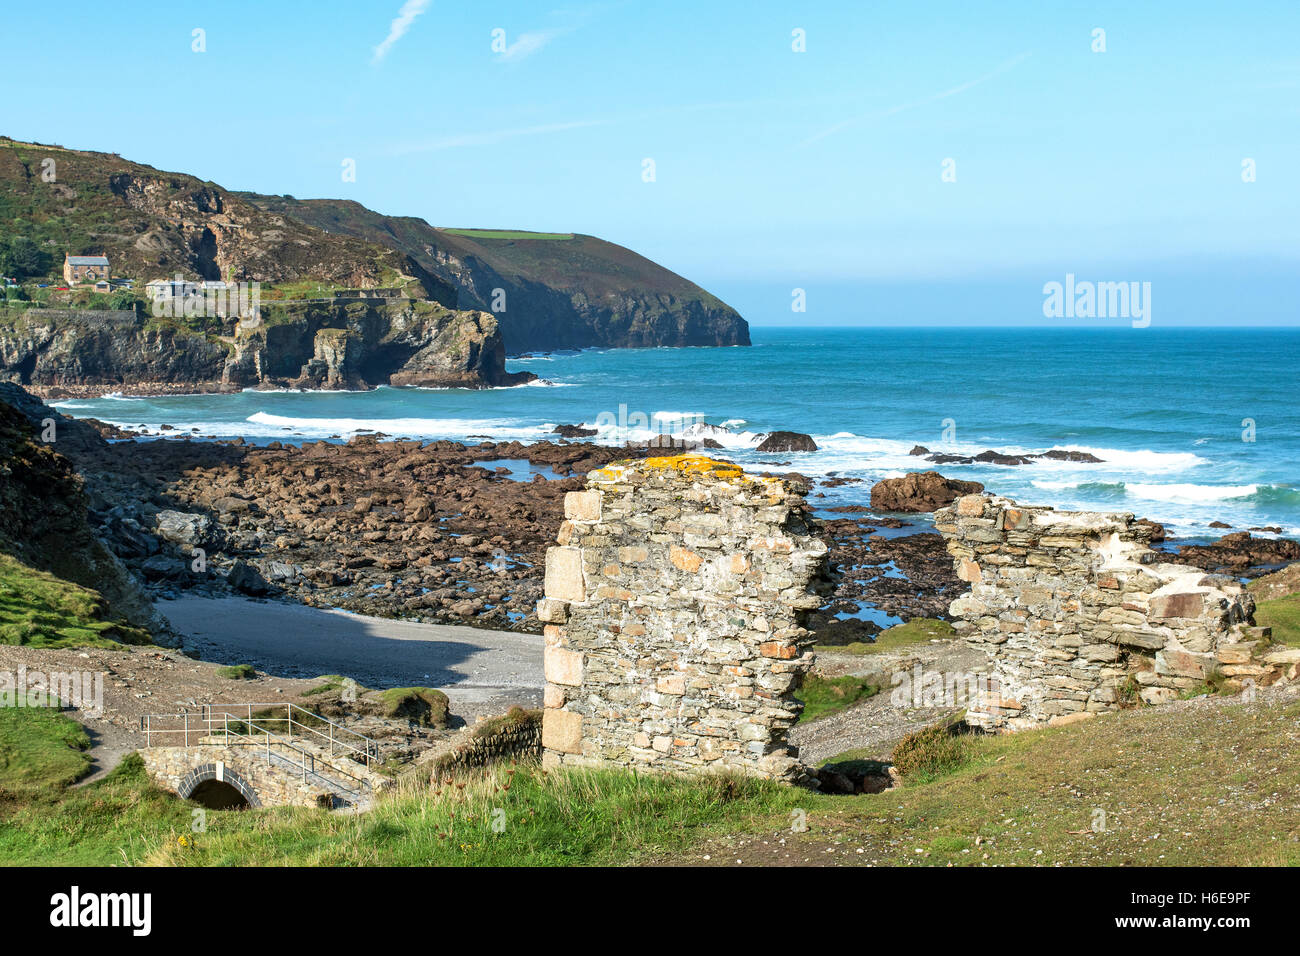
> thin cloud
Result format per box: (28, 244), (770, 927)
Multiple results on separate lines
(801, 52), (1032, 146)
(373, 0), (432, 64)
(496, 28), (570, 62)
(391, 119), (604, 155)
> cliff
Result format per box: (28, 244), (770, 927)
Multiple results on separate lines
(235, 196), (751, 353)
(0, 300), (533, 392)
(0, 383), (169, 643)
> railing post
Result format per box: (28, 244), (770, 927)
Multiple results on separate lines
(184, 712), (189, 748)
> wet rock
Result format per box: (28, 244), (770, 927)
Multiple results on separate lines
(553, 424), (597, 438)
(1173, 532), (1300, 576)
(869, 472), (985, 513)
(756, 431), (818, 453)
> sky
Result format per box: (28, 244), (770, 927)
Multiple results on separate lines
(4, 0), (1298, 325)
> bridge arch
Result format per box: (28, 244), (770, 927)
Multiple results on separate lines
(177, 762), (262, 809)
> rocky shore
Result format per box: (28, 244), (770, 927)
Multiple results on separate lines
(4, 383), (1294, 649)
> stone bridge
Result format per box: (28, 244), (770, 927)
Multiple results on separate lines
(138, 703), (391, 810)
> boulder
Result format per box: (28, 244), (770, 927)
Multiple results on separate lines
(756, 430), (818, 453)
(154, 510), (213, 549)
(870, 471), (985, 513)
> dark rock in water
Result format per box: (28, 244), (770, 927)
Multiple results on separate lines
(756, 431), (818, 452)
(633, 434), (694, 451)
(1173, 532), (1300, 576)
(923, 447), (1105, 467)
(973, 449), (1034, 466)
(553, 424), (597, 438)
(1251, 526), (1283, 534)
(702, 438), (724, 449)
(1035, 449), (1104, 463)
(869, 471), (985, 513)
(1209, 520), (1232, 529)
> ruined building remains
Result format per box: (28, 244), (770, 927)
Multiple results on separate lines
(936, 494), (1295, 730)
(537, 455), (828, 780)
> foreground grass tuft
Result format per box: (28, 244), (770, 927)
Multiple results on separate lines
(890, 716), (971, 781)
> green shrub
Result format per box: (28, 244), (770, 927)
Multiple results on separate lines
(890, 717), (969, 779)
(216, 664), (256, 680)
(374, 687), (449, 728)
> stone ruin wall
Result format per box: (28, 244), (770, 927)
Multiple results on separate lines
(536, 455), (829, 781)
(936, 493), (1298, 731)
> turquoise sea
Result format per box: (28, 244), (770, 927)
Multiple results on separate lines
(53, 327), (1300, 539)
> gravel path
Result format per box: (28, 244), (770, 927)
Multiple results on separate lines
(791, 639), (994, 765)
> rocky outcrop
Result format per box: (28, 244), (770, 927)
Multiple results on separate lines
(936, 494), (1292, 730)
(1, 300), (533, 392)
(1172, 532), (1300, 576)
(870, 471), (985, 512)
(756, 431), (818, 452)
(0, 138), (452, 297)
(0, 383), (172, 642)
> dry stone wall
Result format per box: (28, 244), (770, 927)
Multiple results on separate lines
(936, 494), (1296, 730)
(537, 455), (829, 781)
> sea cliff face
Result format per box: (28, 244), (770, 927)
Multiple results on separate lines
(237, 196), (751, 353)
(0, 300), (532, 394)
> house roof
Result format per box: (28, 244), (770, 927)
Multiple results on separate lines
(66, 255), (109, 266)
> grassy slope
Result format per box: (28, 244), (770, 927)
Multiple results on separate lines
(3, 690), (1299, 866)
(795, 674), (879, 722)
(0, 137), (422, 288)
(1250, 565), (1300, 645)
(236, 194), (740, 311)
(0, 553), (136, 648)
(0, 706), (91, 791)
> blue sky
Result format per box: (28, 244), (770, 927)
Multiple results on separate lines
(5, 0), (1298, 325)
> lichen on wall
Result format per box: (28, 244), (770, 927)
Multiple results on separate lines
(537, 454), (829, 781)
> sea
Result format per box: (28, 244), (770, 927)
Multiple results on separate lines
(52, 327), (1300, 541)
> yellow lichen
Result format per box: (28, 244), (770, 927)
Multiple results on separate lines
(587, 454), (791, 488)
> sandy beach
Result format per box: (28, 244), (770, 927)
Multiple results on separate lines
(159, 595), (543, 715)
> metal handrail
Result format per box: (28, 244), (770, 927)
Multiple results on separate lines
(139, 701), (381, 794)
(203, 702), (379, 762)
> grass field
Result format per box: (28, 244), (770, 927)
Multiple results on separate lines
(3, 686), (1299, 866)
(439, 228), (574, 241)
